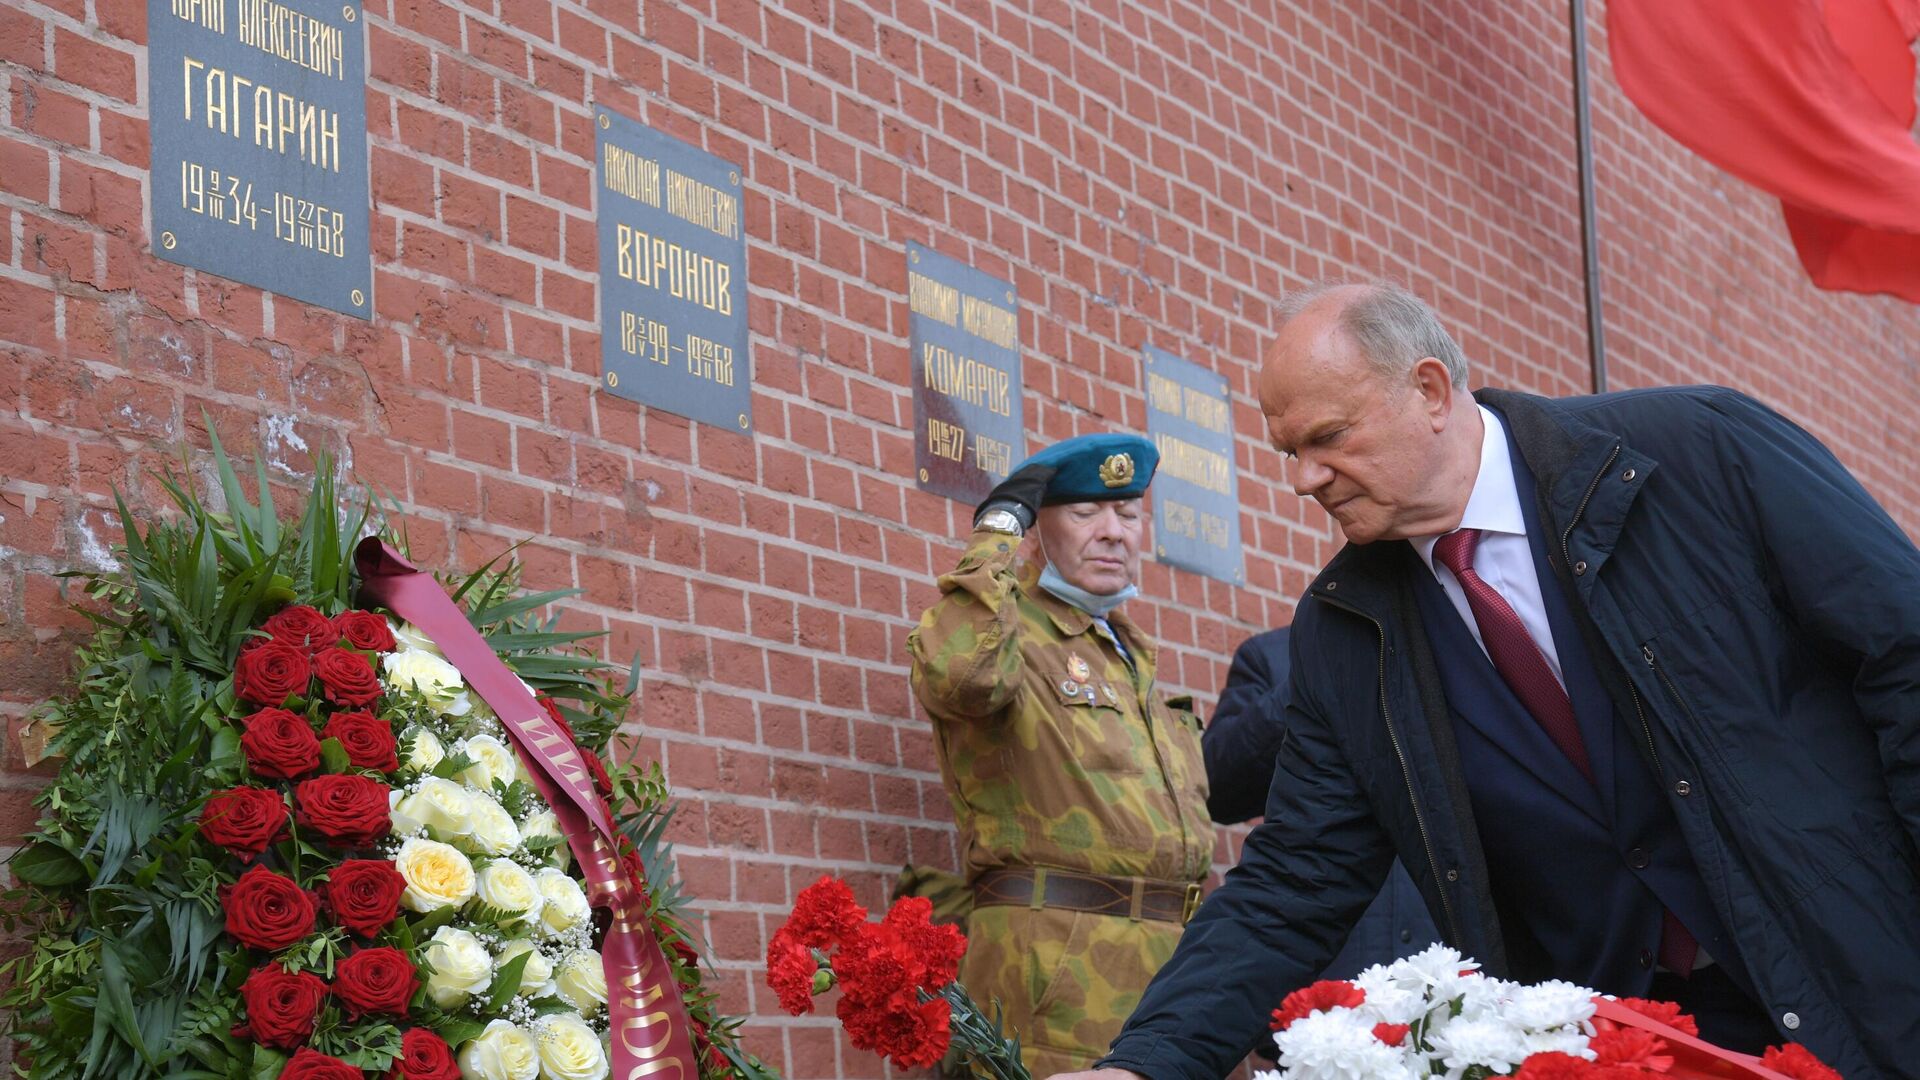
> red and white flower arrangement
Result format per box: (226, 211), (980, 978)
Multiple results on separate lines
(1256, 944), (1841, 1080)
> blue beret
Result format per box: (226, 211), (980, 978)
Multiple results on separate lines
(1017, 433), (1159, 504)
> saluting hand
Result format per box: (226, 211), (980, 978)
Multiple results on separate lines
(974, 460), (1058, 531)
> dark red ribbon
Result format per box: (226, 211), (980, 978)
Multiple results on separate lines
(356, 538), (700, 1080)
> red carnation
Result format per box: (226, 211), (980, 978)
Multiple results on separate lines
(279, 1048), (362, 1080)
(234, 964), (328, 1049)
(240, 707), (323, 780)
(1590, 1028), (1674, 1072)
(784, 875), (868, 949)
(295, 774), (392, 848)
(200, 787), (289, 861)
(234, 642), (311, 707)
(766, 928), (820, 1015)
(333, 946), (417, 1017)
(264, 604), (338, 654)
(333, 609), (397, 652)
(1761, 1045), (1844, 1080)
(1271, 980), (1367, 1031)
(1514, 1053), (1599, 1080)
(323, 859), (406, 937)
(312, 647), (382, 708)
(1612, 997), (1699, 1037)
(882, 895), (966, 987)
(1373, 1022), (1410, 1046)
(833, 922), (926, 1008)
(837, 991), (952, 1071)
(221, 865), (318, 952)
(387, 1028), (461, 1080)
(322, 711), (399, 772)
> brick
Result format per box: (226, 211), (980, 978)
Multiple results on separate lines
(53, 29), (136, 103)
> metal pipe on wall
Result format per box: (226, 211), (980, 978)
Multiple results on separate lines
(1571, 0), (1609, 393)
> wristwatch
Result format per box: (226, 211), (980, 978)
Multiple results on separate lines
(976, 508), (1025, 536)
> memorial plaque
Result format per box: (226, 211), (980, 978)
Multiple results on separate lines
(1144, 346), (1243, 584)
(908, 242), (1024, 503)
(595, 110), (751, 432)
(149, 0), (371, 318)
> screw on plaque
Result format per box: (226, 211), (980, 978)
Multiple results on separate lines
(918, 469), (929, 482)
(607, 372), (619, 387)
(342, 5), (355, 20)
(729, 171), (739, 185)
(160, 232), (177, 250)
(1005, 291), (1013, 304)
(351, 289), (366, 306)
(737, 414), (748, 429)
(910, 249), (919, 263)
(599, 114), (611, 129)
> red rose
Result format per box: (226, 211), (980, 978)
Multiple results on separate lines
(295, 774), (392, 848)
(1271, 980), (1367, 1031)
(581, 747), (614, 798)
(200, 787), (289, 861)
(240, 707), (323, 780)
(323, 711), (399, 772)
(538, 695), (575, 739)
(234, 642), (311, 707)
(234, 964), (328, 1048)
(333, 946), (417, 1017)
(264, 604), (338, 654)
(280, 1048), (362, 1080)
(333, 609), (397, 652)
(323, 859), (406, 937)
(387, 1028), (461, 1080)
(222, 865), (318, 951)
(312, 647), (382, 708)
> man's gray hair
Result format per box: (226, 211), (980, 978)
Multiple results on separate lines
(1275, 280), (1469, 389)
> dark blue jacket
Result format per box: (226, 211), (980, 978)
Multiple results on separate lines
(1202, 627), (1436, 984)
(1102, 388), (1920, 1080)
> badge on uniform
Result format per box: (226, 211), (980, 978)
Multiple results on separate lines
(1100, 684), (1118, 705)
(1060, 678), (1082, 696)
(1067, 655), (1091, 682)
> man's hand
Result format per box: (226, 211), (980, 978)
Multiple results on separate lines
(1045, 1069), (1148, 1080)
(974, 461), (1057, 531)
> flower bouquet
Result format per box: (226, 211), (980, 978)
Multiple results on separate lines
(1257, 945), (1840, 1080)
(2, 442), (775, 1080)
(762, 876), (1028, 1080)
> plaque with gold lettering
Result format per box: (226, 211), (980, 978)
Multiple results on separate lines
(908, 242), (1024, 503)
(149, 0), (371, 318)
(595, 110), (750, 432)
(1144, 346), (1242, 584)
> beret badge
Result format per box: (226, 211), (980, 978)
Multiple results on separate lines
(1099, 453), (1135, 489)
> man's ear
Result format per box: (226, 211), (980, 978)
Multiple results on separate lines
(1411, 356), (1456, 431)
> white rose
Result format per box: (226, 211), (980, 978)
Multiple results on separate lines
(422, 925), (494, 1008)
(460, 734), (520, 792)
(552, 948), (608, 1016)
(391, 777), (473, 836)
(382, 648), (472, 716)
(518, 809), (570, 869)
(460, 791), (523, 856)
(402, 728), (446, 774)
(459, 1019), (541, 1080)
(494, 938), (556, 998)
(535, 868), (592, 936)
(534, 1013), (610, 1080)
(474, 860), (543, 925)
(389, 619), (443, 656)
(393, 836), (476, 913)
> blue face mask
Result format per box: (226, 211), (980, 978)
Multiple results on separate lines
(1038, 562), (1138, 618)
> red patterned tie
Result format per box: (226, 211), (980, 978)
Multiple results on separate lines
(1432, 527), (1698, 976)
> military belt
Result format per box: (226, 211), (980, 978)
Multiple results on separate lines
(972, 867), (1203, 925)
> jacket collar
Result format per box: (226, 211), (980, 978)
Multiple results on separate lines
(1018, 562), (1155, 661)
(1308, 389), (1657, 615)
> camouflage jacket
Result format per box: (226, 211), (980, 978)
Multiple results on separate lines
(908, 528), (1214, 885)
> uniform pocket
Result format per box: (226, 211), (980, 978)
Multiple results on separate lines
(1050, 679), (1144, 775)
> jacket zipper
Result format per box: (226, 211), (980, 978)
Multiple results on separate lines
(1558, 444), (1663, 770)
(1319, 593), (1463, 945)
(1638, 647), (1684, 779)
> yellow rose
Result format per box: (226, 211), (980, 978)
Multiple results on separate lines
(402, 728), (446, 774)
(459, 734), (520, 792)
(473, 860), (542, 926)
(552, 948), (608, 1016)
(422, 925), (493, 1008)
(393, 836), (476, 913)
(460, 791), (523, 856)
(533, 1013), (610, 1080)
(458, 1019), (540, 1080)
(391, 777), (472, 837)
(493, 938), (555, 998)
(535, 868), (592, 936)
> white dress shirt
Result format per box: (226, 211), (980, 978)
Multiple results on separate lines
(1412, 406), (1565, 687)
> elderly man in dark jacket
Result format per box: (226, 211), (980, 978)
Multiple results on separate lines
(1055, 281), (1920, 1080)
(1203, 626), (1436, 983)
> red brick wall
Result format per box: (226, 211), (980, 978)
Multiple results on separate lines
(3, 0), (1917, 1074)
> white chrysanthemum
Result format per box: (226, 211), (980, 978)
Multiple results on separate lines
(1503, 979), (1598, 1032)
(1400, 943), (1477, 984)
(1428, 1014), (1530, 1075)
(1274, 1009), (1415, 1080)
(1522, 1027), (1595, 1059)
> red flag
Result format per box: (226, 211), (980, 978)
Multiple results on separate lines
(1609, 0), (1920, 303)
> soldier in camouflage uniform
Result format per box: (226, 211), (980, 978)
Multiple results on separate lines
(908, 434), (1214, 1077)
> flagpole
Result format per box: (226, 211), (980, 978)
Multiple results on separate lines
(1571, 0), (1609, 393)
